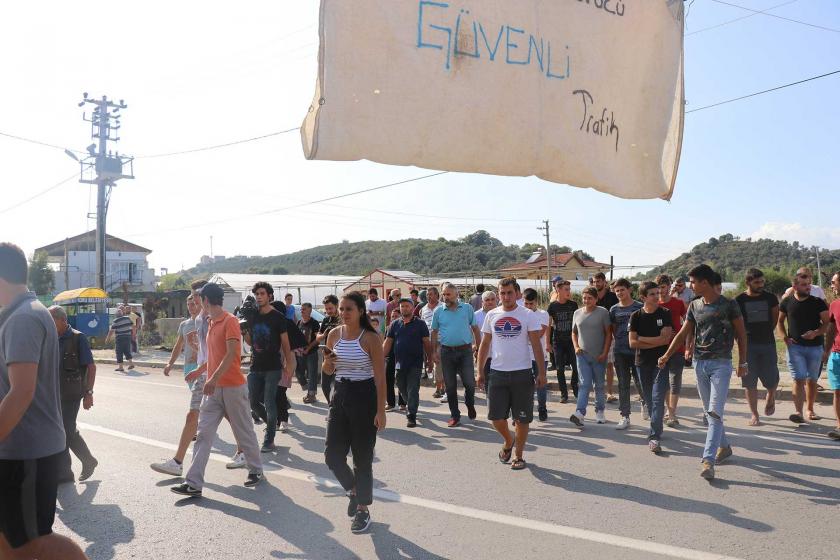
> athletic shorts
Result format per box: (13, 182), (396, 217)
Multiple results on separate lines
(787, 344), (823, 382)
(0, 452), (61, 549)
(742, 343), (780, 390)
(184, 364), (206, 411)
(827, 351), (840, 391)
(487, 369), (534, 423)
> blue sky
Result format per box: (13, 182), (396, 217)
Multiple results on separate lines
(0, 0), (837, 276)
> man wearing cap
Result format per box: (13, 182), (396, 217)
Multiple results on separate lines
(547, 278), (578, 403)
(171, 283), (263, 497)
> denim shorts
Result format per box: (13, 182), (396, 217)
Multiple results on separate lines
(787, 344), (823, 382)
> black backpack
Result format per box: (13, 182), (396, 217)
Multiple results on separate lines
(270, 301), (307, 350)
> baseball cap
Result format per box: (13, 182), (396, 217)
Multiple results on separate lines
(551, 275), (565, 284)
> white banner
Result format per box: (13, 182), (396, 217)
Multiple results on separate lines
(301, 0), (685, 200)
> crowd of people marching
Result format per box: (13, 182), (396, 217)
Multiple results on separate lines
(1, 239), (838, 557)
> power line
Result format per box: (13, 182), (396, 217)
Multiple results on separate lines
(687, 0), (798, 36)
(709, 0), (840, 33)
(686, 69), (840, 113)
(136, 127), (300, 159)
(0, 130), (84, 155)
(126, 171), (450, 236)
(0, 173), (78, 216)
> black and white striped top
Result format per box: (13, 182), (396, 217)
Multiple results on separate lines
(333, 327), (373, 381)
(112, 315), (134, 338)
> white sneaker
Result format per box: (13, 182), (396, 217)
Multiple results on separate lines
(150, 458), (182, 477)
(440, 394), (449, 403)
(596, 410), (606, 424)
(616, 417), (631, 430)
(226, 452), (246, 469)
(279, 421), (289, 433)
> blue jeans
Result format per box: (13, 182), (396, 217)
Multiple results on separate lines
(695, 359), (732, 463)
(575, 353), (606, 416)
(531, 360), (548, 411)
(298, 352), (320, 394)
(248, 369), (281, 444)
(639, 363), (669, 440)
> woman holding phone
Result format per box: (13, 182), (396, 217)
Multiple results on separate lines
(322, 291), (387, 534)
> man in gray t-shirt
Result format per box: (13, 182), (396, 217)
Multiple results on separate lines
(0, 242), (88, 556)
(570, 288), (613, 426)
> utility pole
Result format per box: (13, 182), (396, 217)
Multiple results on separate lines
(538, 220), (551, 291)
(74, 93), (134, 290)
(610, 256), (614, 281)
(814, 246), (822, 287)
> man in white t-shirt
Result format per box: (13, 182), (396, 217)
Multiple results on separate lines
(420, 287), (446, 398)
(365, 288), (387, 334)
(477, 278), (545, 471)
(523, 288), (550, 421)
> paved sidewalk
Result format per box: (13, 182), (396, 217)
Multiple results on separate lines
(94, 348), (834, 404)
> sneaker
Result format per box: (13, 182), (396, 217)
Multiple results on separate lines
(226, 452), (246, 469)
(279, 421), (289, 433)
(596, 410), (606, 424)
(385, 404), (394, 411)
(447, 417), (460, 428)
(560, 396), (569, 404)
(302, 393), (316, 404)
(79, 458), (98, 481)
(467, 405), (477, 420)
(700, 461), (715, 480)
(432, 389), (442, 399)
(827, 429), (840, 440)
(151, 458), (182, 477)
(666, 417), (679, 428)
(649, 439), (661, 454)
(440, 394), (449, 403)
(252, 414), (264, 426)
(244, 472), (263, 487)
(115, 366), (125, 372)
(127, 364), (135, 370)
(171, 483), (202, 497)
(606, 394), (618, 403)
(351, 509), (372, 534)
(406, 416), (417, 428)
(616, 417), (630, 430)
(715, 445), (733, 465)
(399, 404), (407, 412)
(346, 493), (358, 517)
(569, 412), (584, 427)
(538, 409), (548, 422)
(261, 441), (276, 453)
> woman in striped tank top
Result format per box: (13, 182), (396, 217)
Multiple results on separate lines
(322, 292), (386, 534)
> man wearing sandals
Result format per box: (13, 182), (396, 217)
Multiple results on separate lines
(735, 268), (780, 426)
(476, 278), (546, 471)
(823, 271), (840, 440)
(778, 275), (829, 425)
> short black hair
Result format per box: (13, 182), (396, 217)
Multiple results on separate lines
(368, 288), (378, 295)
(410, 289), (419, 296)
(593, 272), (607, 281)
(323, 294), (339, 306)
(190, 279), (208, 291)
(498, 277), (517, 289)
(639, 281), (658, 297)
(745, 268), (764, 283)
(252, 281), (274, 297)
(476, 283), (485, 293)
(0, 243), (27, 285)
(583, 287), (598, 299)
(712, 272), (722, 286)
(688, 264), (716, 285)
(523, 288), (538, 301)
(655, 274), (672, 286)
(613, 278), (632, 290)
(199, 283), (225, 306)
(301, 302), (312, 309)
(284, 293), (293, 299)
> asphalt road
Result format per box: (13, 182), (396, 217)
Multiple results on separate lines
(55, 364), (839, 560)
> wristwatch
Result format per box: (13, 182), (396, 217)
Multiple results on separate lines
(85, 389), (94, 396)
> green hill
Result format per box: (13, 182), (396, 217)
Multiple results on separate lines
(159, 230), (593, 289)
(638, 234), (839, 284)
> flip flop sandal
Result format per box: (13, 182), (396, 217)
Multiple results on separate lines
(499, 443), (513, 464)
(511, 458), (527, 470)
(765, 403), (775, 416)
(808, 413), (822, 421)
(748, 418), (761, 426)
(789, 413), (806, 424)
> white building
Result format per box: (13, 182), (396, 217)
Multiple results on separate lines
(36, 232), (156, 294)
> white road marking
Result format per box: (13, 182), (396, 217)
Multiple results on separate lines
(79, 421), (744, 560)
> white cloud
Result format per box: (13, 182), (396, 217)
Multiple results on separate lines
(751, 222), (840, 249)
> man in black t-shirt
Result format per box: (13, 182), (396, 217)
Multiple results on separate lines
(593, 272), (619, 401)
(629, 282), (673, 454)
(243, 282), (295, 452)
(316, 294), (341, 402)
(547, 279), (579, 402)
(778, 276), (829, 424)
(735, 268), (780, 426)
(297, 303), (322, 403)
